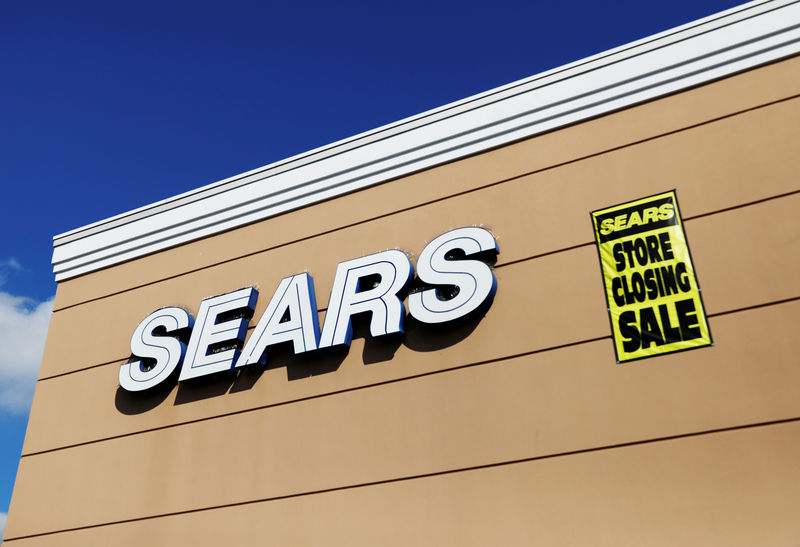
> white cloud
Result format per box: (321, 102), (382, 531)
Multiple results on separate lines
(0, 292), (53, 414)
(0, 511), (6, 542)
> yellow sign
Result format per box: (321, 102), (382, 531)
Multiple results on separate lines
(591, 190), (712, 363)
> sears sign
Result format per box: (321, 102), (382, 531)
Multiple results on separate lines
(120, 227), (499, 392)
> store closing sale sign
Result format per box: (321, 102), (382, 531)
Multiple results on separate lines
(591, 190), (712, 363)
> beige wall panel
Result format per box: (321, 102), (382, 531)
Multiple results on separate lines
(27, 194), (800, 454)
(39, 101), (800, 378)
(23, 183), (800, 454)
(7, 420), (800, 544)
(681, 192), (800, 312)
(53, 56), (800, 310)
(27, 189), (800, 454)
(8, 301), (800, 538)
(25, 246), (608, 454)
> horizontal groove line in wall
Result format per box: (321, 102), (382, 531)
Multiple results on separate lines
(51, 92), (800, 314)
(25, 334), (611, 456)
(41, 241), (600, 381)
(38, 187), (800, 382)
(24, 295), (800, 458)
(7, 415), (800, 543)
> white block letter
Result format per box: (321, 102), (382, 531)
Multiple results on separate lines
(408, 227), (498, 324)
(235, 273), (320, 367)
(120, 307), (193, 392)
(319, 250), (414, 348)
(179, 287), (258, 381)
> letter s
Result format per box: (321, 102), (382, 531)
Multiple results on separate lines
(409, 227), (499, 324)
(119, 307), (193, 392)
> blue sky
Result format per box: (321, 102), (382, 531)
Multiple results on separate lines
(0, 0), (744, 535)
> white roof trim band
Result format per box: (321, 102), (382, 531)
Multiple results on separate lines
(52, 0), (800, 281)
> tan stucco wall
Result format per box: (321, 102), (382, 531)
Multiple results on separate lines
(5, 55), (800, 544)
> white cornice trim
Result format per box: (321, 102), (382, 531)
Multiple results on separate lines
(52, 0), (800, 281)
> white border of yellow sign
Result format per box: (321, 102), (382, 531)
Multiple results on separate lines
(591, 190), (712, 363)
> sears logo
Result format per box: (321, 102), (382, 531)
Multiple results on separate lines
(120, 227), (499, 392)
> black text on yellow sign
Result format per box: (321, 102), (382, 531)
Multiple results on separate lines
(591, 190), (712, 363)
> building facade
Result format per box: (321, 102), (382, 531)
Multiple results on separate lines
(5, 1), (800, 544)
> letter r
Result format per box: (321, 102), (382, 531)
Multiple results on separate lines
(318, 250), (414, 348)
